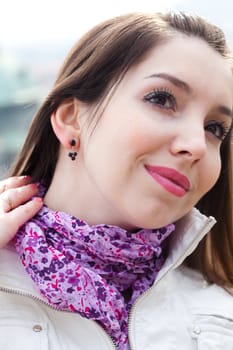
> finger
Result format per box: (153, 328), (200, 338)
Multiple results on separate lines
(0, 197), (43, 248)
(0, 194), (13, 213)
(0, 183), (39, 214)
(0, 176), (31, 194)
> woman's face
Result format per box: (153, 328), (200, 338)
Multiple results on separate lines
(75, 35), (233, 230)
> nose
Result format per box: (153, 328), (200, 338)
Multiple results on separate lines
(170, 123), (207, 161)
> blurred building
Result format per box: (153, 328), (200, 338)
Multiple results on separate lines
(0, 49), (44, 178)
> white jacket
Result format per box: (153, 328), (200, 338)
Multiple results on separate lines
(0, 208), (233, 349)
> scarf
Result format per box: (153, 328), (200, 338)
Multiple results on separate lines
(15, 205), (175, 349)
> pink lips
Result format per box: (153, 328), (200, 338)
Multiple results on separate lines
(145, 165), (190, 197)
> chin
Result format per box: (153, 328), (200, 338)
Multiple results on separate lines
(147, 212), (178, 229)
(127, 216), (170, 230)
(120, 205), (175, 230)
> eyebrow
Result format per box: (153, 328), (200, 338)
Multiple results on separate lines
(146, 72), (233, 119)
(145, 73), (192, 93)
(216, 105), (233, 119)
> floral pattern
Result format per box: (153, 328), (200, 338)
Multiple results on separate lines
(16, 205), (175, 349)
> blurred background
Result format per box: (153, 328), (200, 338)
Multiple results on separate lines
(1, 0), (233, 178)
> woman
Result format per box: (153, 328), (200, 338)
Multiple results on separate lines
(0, 12), (233, 349)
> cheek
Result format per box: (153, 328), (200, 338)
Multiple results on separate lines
(120, 122), (164, 158)
(202, 154), (221, 193)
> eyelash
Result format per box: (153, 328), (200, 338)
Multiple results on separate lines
(143, 88), (177, 111)
(143, 89), (231, 141)
(205, 120), (230, 141)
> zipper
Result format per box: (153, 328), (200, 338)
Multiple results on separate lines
(127, 217), (214, 350)
(0, 215), (214, 350)
(0, 285), (117, 350)
(0, 285), (62, 310)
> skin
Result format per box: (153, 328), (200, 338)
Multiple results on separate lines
(4, 34), (232, 237)
(45, 35), (233, 231)
(0, 177), (43, 247)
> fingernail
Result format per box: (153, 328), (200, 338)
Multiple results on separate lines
(30, 183), (39, 190)
(22, 175), (31, 180)
(32, 197), (43, 203)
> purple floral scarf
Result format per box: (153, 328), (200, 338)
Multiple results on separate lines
(15, 205), (175, 349)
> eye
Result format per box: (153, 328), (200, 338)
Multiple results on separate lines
(143, 89), (177, 111)
(205, 120), (231, 141)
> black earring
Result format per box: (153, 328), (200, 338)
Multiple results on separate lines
(68, 139), (78, 161)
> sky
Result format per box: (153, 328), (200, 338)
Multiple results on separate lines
(0, 0), (181, 46)
(1, 0), (233, 47)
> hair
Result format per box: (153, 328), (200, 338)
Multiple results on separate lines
(10, 12), (233, 292)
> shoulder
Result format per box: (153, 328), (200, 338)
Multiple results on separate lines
(172, 265), (233, 323)
(168, 266), (233, 348)
(174, 264), (232, 291)
(133, 265), (233, 349)
(173, 265), (233, 302)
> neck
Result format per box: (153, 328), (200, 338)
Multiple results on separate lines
(44, 163), (138, 231)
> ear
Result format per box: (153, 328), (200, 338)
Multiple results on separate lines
(51, 98), (82, 149)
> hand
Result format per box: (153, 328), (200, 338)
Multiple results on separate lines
(0, 176), (43, 248)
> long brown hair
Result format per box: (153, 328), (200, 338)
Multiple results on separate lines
(10, 12), (233, 292)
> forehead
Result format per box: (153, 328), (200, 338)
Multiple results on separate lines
(121, 35), (233, 105)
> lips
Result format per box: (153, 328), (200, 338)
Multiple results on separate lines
(145, 165), (190, 197)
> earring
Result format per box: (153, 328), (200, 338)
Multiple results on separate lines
(68, 139), (78, 161)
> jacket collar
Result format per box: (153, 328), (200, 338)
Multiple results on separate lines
(156, 207), (216, 282)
